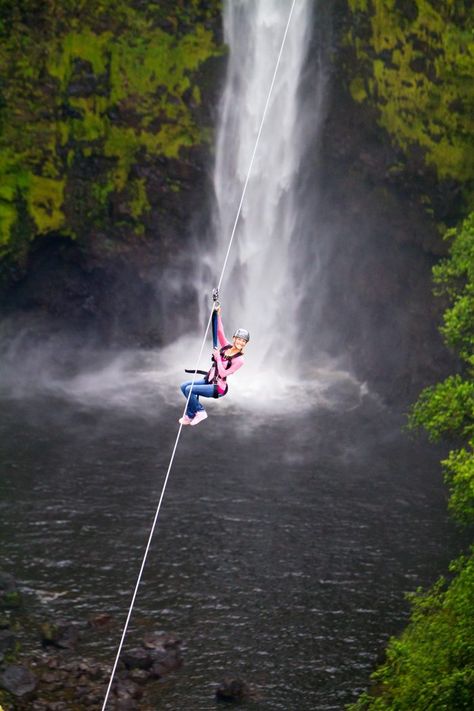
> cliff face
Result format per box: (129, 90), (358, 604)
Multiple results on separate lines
(300, 0), (474, 399)
(0, 0), (223, 342)
(344, 0), (474, 219)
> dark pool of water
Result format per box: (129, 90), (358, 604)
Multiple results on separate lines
(0, 388), (463, 709)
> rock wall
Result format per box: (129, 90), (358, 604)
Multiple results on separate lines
(296, 0), (473, 399)
(344, 0), (474, 219)
(0, 0), (223, 343)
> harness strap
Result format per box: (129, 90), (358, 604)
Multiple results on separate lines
(207, 344), (242, 397)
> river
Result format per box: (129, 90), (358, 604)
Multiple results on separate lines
(0, 353), (461, 710)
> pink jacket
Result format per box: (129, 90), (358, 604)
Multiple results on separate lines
(207, 313), (244, 394)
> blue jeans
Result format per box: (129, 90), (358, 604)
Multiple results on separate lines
(180, 378), (216, 418)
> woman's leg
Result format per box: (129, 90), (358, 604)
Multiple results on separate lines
(180, 379), (215, 418)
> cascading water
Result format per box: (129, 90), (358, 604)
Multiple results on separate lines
(0, 1), (357, 413)
(210, 0), (314, 376)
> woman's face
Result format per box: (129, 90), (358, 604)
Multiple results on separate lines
(233, 336), (248, 351)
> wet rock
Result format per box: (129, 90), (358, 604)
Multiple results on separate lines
(88, 612), (113, 628)
(149, 650), (183, 679)
(142, 632), (183, 678)
(216, 677), (251, 703)
(40, 668), (68, 686)
(0, 664), (37, 697)
(128, 667), (150, 684)
(40, 620), (79, 649)
(110, 699), (138, 711)
(0, 571), (16, 593)
(0, 571), (21, 609)
(143, 631), (182, 651)
(122, 647), (153, 670)
(0, 628), (16, 656)
(108, 677), (142, 709)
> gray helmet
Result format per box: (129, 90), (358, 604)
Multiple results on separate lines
(233, 328), (250, 342)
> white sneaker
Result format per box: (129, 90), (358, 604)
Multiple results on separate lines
(190, 410), (208, 426)
(179, 415), (192, 425)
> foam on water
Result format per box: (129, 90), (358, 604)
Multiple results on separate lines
(0, 333), (368, 416)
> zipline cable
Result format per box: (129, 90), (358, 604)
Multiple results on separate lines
(101, 1), (297, 707)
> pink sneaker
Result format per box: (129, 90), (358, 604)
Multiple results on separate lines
(190, 410), (208, 426)
(178, 415), (192, 425)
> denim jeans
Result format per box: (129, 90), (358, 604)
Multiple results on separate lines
(180, 378), (216, 418)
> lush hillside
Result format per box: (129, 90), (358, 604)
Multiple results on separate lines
(349, 213), (474, 709)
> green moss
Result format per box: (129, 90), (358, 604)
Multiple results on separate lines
(349, 76), (368, 103)
(104, 126), (141, 191)
(347, 0), (474, 195)
(129, 178), (150, 219)
(0, 590), (21, 609)
(27, 175), (66, 234)
(0, 203), (17, 253)
(47, 29), (111, 89)
(0, 1), (222, 266)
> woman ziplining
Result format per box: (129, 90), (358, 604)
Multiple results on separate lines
(179, 290), (250, 426)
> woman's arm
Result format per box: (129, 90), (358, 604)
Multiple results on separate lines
(213, 351), (243, 378)
(217, 310), (230, 347)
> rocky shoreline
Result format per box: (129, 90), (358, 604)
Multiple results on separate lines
(0, 572), (181, 710)
(0, 572), (256, 710)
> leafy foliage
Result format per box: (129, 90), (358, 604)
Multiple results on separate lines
(409, 214), (474, 523)
(350, 214), (474, 708)
(410, 375), (474, 443)
(350, 555), (474, 710)
(443, 442), (474, 523)
(434, 213), (474, 362)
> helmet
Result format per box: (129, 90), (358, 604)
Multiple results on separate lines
(233, 328), (250, 342)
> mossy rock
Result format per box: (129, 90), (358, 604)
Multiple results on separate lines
(0, 591), (21, 610)
(0, 573), (21, 610)
(345, 0), (474, 209)
(0, 0), (223, 268)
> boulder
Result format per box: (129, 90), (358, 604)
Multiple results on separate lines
(0, 628), (16, 660)
(40, 621), (79, 649)
(88, 612), (113, 628)
(121, 647), (153, 670)
(142, 633), (183, 678)
(0, 664), (37, 697)
(0, 571), (21, 609)
(216, 677), (251, 703)
(150, 650), (183, 679)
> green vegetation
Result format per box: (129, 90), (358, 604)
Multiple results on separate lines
(346, 1), (474, 204)
(350, 214), (474, 709)
(0, 0), (222, 264)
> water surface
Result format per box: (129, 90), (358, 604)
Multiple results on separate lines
(0, 373), (461, 710)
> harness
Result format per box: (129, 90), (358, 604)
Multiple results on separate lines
(207, 344), (241, 398)
(184, 345), (242, 398)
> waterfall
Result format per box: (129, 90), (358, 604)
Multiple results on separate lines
(209, 0), (324, 386)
